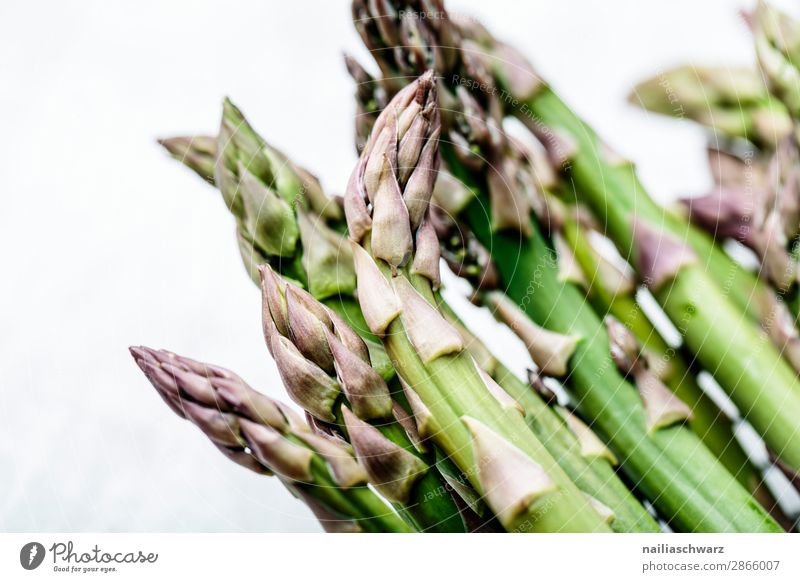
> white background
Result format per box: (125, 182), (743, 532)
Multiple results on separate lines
(0, 534), (798, 581)
(1, 0), (795, 532)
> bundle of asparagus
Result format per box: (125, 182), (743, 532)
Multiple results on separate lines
(158, 82), (651, 532)
(131, 0), (800, 532)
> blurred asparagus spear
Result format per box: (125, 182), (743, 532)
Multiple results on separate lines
(629, 65), (791, 149)
(753, 0), (800, 120)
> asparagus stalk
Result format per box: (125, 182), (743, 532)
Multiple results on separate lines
(553, 207), (791, 523)
(351, 0), (783, 532)
(437, 179), (776, 510)
(552, 196), (762, 474)
(129, 346), (411, 532)
(572, 230), (737, 455)
(677, 144), (800, 369)
(344, 70), (612, 532)
(629, 65), (791, 149)
(436, 297), (660, 532)
(213, 98), (349, 292)
(418, 216), (657, 530)
(429, 195), (706, 531)
(258, 265), (466, 532)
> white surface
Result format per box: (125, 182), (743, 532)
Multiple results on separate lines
(0, 0), (775, 531)
(1, 533), (798, 581)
